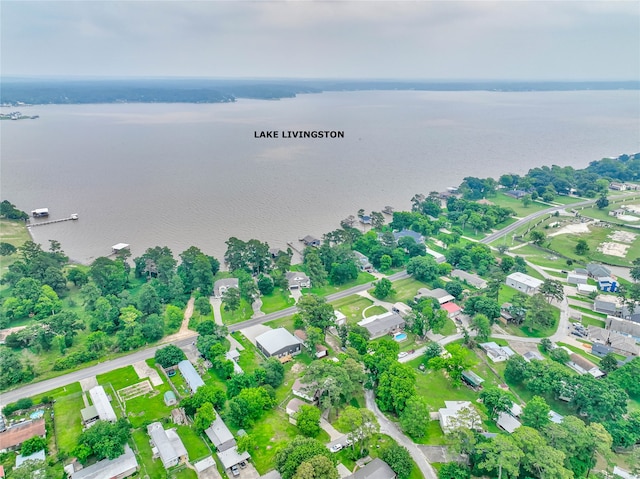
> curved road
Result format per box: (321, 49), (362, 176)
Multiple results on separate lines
(0, 271), (409, 405)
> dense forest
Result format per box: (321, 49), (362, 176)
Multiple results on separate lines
(1, 78), (638, 105)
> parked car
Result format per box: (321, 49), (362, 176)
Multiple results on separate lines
(239, 461), (247, 469)
(231, 465), (240, 477)
(398, 351), (408, 358)
(330, 443), (343, 453)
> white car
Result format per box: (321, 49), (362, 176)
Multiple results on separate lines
(330, 443), (343, 453)
(398, 351), (408, 358)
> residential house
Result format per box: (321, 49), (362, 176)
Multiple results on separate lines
(451, 269), (487, 289)
(269, 248), (286, 258)
(593, 295), (622, 316)
(586, 263), (612, 279)
(505, 190), (528, 199)
(88, 385), (117, 422)
(171, 409), (186, 425)
(15, 449), (45, 468)
(441, 302), (462, 318)
(479, 342), (516, 363)
(610, 209), (627, 217)
(609, 182), (627, 191)
(588, 324), (639, 356)
(80, 405), (100, 426)
(204, 412), (236, 452)
(567, 353), (604, 378)
(71, 445), (139, 479)
(506, 272), (543, 294)
(292, 378), (319, 402)
(360, 215), (372, 225)
(497, 412), (521, 433)
(597, 276), (618, 293)
(334, 310), (347, 326)
(214, 278), (239, 298)
(523, 350), (545, 362)
(354, 251), (374, 272)
(225, 349), (243, 374)
(391, 302), (412, 318)
(549, 411), (564, 424)
(217, 448), (251, 477)
(358, 312), (405, 339)
(147, 422), (188, 469)
(438, 401), (482, 433)
(566, 271), (588, 285)
(285, 271), (311, 289)
(346, 458), (397, 479)
(577, 284), (598, 295)
(285, 398), (307, 424)
(178, 360), (205, 393)
(301, 235), (321, 247)
(591, 343), (614, 358)
(426, 248), (446, 264)
(414, 288), (455, 305)
(392, 229), (424, 244)
(255, 328), (303, 359)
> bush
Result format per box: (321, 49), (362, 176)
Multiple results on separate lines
(2, 397), (33, 416)
(154, 345), (186, 368)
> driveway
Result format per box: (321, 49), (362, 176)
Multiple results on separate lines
(238, 324), (272, 346)
(365, 390), (438, 479)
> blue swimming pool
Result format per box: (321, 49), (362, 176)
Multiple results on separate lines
(394, 333), (408, 341)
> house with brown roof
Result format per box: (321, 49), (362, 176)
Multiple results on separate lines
(0, 419), (46, 453)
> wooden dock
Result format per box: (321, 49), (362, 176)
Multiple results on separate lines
(286, 241), (304, 256)
(28, 214), (78, 227)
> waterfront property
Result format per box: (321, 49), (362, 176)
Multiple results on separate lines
(214, 278), (239, 298)
(285, 271), (311, 289)
(301, 235), (321, 247)
(111, 243), (130, 254)
(354, 251), (374, 272)
(255, 328), (303, 359)
(392, 229), (424, 244)
(505, 272), (543, 295)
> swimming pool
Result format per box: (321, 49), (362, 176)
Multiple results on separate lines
(393, 333), (408, 341)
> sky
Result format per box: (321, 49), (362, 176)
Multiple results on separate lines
(1, 1), (639, 80)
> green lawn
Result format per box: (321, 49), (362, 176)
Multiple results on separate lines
(569, 305), (607, 318)
(233, 332), (263, 375)
(125, 379), (175, 428)
(307, 272), (376, 297)
(264, 314), (295, 331)
(0, 219), (31, 279)
(220, 298), (254, 324)
(96, 365), (141, 391)
(52, 384), (84, 455)
(487, 191), (550, 217)
(389, 277), (430, 304)
(330, 295), (374, 324)
(413, 420), (448, 445)
(364, 305), (388, 318)
(569, 316), (606, 328)
(261, 288), (295, 314)
(557, 342), (602, 365)
(176, 425), (211, 461)
(438, 318), (457, 336)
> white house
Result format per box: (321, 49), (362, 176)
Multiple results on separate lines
(438, 401), (481, 433)
(505, 272), (543, 294)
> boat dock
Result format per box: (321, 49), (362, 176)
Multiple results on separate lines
(27, 214), (79, 227)
(286, 241), (304, 255)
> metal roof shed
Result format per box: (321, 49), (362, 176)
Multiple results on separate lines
(178, 360), (205, 393)
(461, 370), (484, 388)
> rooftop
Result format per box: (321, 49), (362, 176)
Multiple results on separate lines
(217, 446), (251, 470)
(347, 458), (396, 479)
(507, 272), (543, 288)
(204, 411), (235, 451)
(178, 360), (205, 393)
(71, 445), (138, 479)
(255, 328), (302, 355)
(89, 386), (117, 422)
(0, 419), (46, 451)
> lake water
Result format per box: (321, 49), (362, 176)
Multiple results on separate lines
(1, 90), (639, 265)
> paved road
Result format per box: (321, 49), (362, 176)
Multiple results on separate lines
(365, 390), (438, 479)
(1, 271), (409, 405)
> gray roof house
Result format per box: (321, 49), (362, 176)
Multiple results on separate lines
(451, 269), (487, 289)
(426, 248), (446, 264)
(567, 271), (589, 285)
(506, 272), (543, 294)
(88, 386), (117, 422)
(346, 458), (397, 479)
(415, 288), (455, 305)
(71, 445), (139, 479)
(292, 378), (319, 402)
(587, 263), (612, 279)
(285, 271), (311, 289)
(593, 295), (623, 316)
(393, 229), (424, 244)
(497, 412), (522, 433)
(214, 278), (239, 298)
(357, 312), (405, 339)
(591, 343), (614, 358)
(15, 449), (45, 468)
(302, 235), (321, 247)
(178, 360), (205, 393)
(256, 328), (303, 359)
(204, 411), (236, 452)
(147, 422), (188, 469)
(354, 251), (374, 272)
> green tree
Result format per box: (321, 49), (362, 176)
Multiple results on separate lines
(193, 402), (216, 434)
(74, 418), (131, 462)
(195, 296), (212, 316)
(0, 241), (16, 256)
(424, 341), (443, 361)
(137, 283), (162, 316)
(89, 257), (127, 295)
(521, 395), (550, 429)
(549, 347), (570, 364)
(236, 434), (256, 453)
(471, 314), (492, 342)
(257, 274), (275, 295)
(295, 405), (322, 437)
(381, 444), (413, 479)
(66, 267), (88, 287)
(8, 460), (56, 479)
(540, 279), (565, 303)
(407, 255), (440, 282)
(227, 387), (274, 428)
(400, 396), (431, 439)
(428, 343), (475, 385)
(575, 239), (589, 255)
(222, 286), (241, 313)
(296, 294), (336, 331)
(596, 192), (609, 209)
(293, 455), (339, 479)
(376, 362), (416, 415)
(480, 387), (513, 420)
(372, 278), (395, 300)
(20, 435), (47, 455)
(599, 352), (619, 373)
(275, 436), (335, 479)
(262, 357), (286, 388)
(165, 304), (184, 330)
(154, 345), (186, 368)
(180, 384), (226, 416)
(303, 248), (328, 286)
(529, 230), (546, 246)
(524, 293), (555, 332)
(607, 357), (640, 396)
(438, 463), (471, 479)
(336, 406), (379, 457)
(511, 426), (572, 479)
(477, 434), (524, 479)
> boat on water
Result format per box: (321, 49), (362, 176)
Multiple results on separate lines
(31, 208), (49, 218)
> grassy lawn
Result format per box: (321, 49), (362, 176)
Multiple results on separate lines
(264, 314), (295, 331)
(52, 383), (84, 455)
(557, 342), (602, 365)
(330, 295), (374, 324)
(0, 219), (30, 279)
(414, 420), (449, 445)
(438, 318), (457, 336)
(488, 191), (550, 217)
(233, 333), (263, 375)
(500, 305), (559, 338)
(261, 288), (295, 314)
(125, 380), (175, 428)
(96, 365), (141, 391)
(569, 316), (606, 328)
(307, 271), (376, 297)
(169, 370), (191, 398)
(172, 468), (198, 479)
(364, 305), (388, 317)
(176, 425), (211, 461)
(220, 298), (254, 324)
(132, 429), (167, 479)
(389, 277), (430, 303)
(551, 195), (589, 205)
(569, 305), (607, 318)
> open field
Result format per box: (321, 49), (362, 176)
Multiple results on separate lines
(488, 191), (550, 217)
(261, 288), (295, 314)
(307, 271), (376, 297)
(52, 383), (84, 455)
(220, 298), (254, 324)
(389, 277), (430, 303)
(330, 295), (374, 324)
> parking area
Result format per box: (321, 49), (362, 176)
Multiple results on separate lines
(230, 462), (260, 479)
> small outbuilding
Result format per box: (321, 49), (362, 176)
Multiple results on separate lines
(177, 360), (205, 394)
(164, 391), (177, 406)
